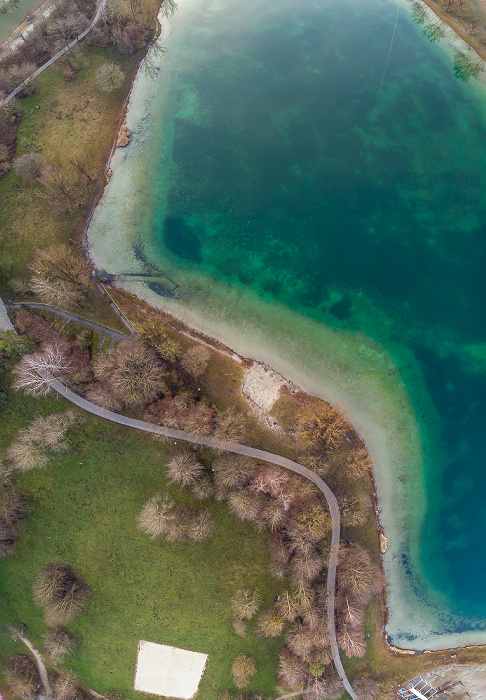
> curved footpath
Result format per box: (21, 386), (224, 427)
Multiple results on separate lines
(45, 374), (359, 700)
(7, 302), (134, 340)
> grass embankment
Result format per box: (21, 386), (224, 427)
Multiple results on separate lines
(0, 384), (286, 700)
(0, 43), (141, 331)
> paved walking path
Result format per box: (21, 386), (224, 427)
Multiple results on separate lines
(8, 624), (53, 697)
(0, 0), (108, 107)
(7, 301), (134, 345)
(44, 374), (359, 700)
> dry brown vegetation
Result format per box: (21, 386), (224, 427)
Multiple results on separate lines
(43, 628), (75, 660)
(231, 654), (256, 689)
(0, 476), (27, 558)
(137, 492), (215, 543)
(32, 563), (90, 626)
(6, 654), (40, 698)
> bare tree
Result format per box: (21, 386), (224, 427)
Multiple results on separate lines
(6, 440), (49, 471)
(38, 167), (83, 213)
(275, 590), (299, 622)
(337, 619), (366, 658)
(227, 491), (264, 522)
(51, 669), (77, 700)
(13, 152), (47, 182)
(180, 345), (210, 379)
(256, 608), (285, 637)
(29, 243), (91, 291)
(95, 62), (125, 92)
(288, 503), (331, 541)
(268, 533), (291, 565)
(287, 623), (315, 659)
(85, 383), (125, 411)
(297, 401), (348, 451)
(233, 618), (246, 636)
(33, 563), (90, 626)
(191, 476), (214, 500)
(160, 0), (177, 18)
(187, 509), (214, 541)
(30, 274), (81, 309)
(6, 655), (40, 698)
(262, 498), (287, 530)
(13, 344), (72, 396)
(137, 493), (174, 538)
(166, 452), (204, 486)
(230, 589), (261, 620)
(164, 505), (192, 542)
(68, 155), (94, 184)
(338, 545), (381, 602)
(134, 316), (182, 361)
(107, 341), (168, 406)
(213, 407), (248, 442)
(278, 650), (308, 691)
(289, 552), (323, 581)
(268, 561), (287, 579)
(43, 628), (75, 660)
(231, 654), (256, 689)
(212, 454), (255, 491)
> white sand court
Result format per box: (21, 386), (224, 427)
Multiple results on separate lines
(134, 640), (208, 699)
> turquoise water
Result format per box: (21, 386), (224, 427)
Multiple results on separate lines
(89, 0), (486, 648)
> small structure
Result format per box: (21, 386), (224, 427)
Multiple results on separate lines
(398, 677), (438, 700)
(134, 640), (208, 699)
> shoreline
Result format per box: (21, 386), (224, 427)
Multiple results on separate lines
(82, 0), (486, 655)
(103, 286), (486, 659)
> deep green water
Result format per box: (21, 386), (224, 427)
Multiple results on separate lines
(90, 0), (486, 648)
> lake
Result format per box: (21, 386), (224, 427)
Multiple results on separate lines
(88, 0), (486, 649)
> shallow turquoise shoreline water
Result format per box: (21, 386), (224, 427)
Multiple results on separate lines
(89, 0), (486, 649)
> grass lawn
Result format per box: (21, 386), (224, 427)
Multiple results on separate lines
(0, 386), (287, 699)
(0, 43), (139, 331)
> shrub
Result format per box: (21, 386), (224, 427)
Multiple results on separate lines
(180, 345), (210, 379)
(213, 407), (248, 442)
(166, 452), (204, 486)
(230, 589), (261, 620)
(212, 454), (255, 491)
(106, 341), (168, 406)
(297, 401), (348, 450)
(33, 563), (90, 625)
(43, 628), (75, 660)
(233, 618), (246, 636)
(137, 493), (174, 538)
(256, 608), (285, 637)
(6, 655), (40, 698)
(6, 440), (49, 471)
(13, 152), (47, 182)
(231, 654), (256, 689)
(227, 491), (264, 522)
(95, 62), (125, 91)
(187, 509), (215, 541)
(278, 650), (307, 690)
